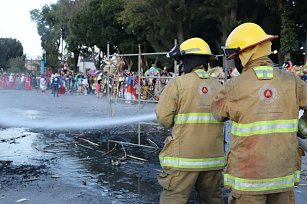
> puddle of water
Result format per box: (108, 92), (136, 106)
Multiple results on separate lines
(0, 128), (43, 165)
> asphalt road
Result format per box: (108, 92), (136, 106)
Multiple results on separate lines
(0, 89), (306, 203)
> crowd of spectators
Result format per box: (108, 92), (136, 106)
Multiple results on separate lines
(283, 60), (307, 81)
(0, 66), (174, 102)
(2, 60), (305, 101)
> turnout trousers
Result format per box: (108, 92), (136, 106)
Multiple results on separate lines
(158, 169), (223, 204)
(228, 190), (294, 204)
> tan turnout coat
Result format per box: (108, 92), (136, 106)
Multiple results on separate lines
(155, 67), (224, 172)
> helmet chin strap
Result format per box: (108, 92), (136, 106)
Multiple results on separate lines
(234, 57), (244, 73)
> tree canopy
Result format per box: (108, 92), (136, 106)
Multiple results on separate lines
(0, 38), (24, 70)
(29, 0), (307, 70)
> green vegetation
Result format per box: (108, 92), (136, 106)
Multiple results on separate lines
(0, 38), (24, 71)
(19, 0), (307, 70)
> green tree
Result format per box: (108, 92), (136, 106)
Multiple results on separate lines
(259, 0), (298, 62)
(31, 3), (62, 70)
(8, 56), (26, 73)
(0, 38), (24, 70)
(69, 0), (134, 69)
(30, 0), (84, 71)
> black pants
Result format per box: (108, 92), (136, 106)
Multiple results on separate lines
(52, 84), (59, 96)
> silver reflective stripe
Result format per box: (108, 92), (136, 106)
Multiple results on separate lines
(160, 156), (225, 169)
(233, 123), (296, 133)
(231, 119), (298, 137)
(184, 48), (201, 53)
(175, 113), (221, 124)
(224, 174), (295, 191)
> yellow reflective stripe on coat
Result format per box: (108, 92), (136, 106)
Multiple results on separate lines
(298, 117), (307, 138)
(253, 66), (273, 79)
(224, 174), (295, 192)
(160, 156), (225, 169)
(231, 119), (298, 137)
(194, 69), (209, 78)
(295, 170), (301, 184)
(175, 113), (221, 124)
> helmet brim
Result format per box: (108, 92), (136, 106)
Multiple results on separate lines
(226, 35), (279, 60)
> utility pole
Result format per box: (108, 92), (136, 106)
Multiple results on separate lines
(41, 49), (46, 75)
(61, 25), (65, 67)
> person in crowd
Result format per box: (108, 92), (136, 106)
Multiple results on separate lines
(24, 74), (31, 90)
(20, 74), (25, 90)
(64, 74), (69, 93)
(124, 70), (133, 103)
(96, 76), (102, 98)
(39, 75), (47, 93)
(51, 73), (61, 97)
(70, 74), (76, 94)
(212, 22), (307, 204)
(9, 73), (14, 89)
(15, 74), (21, 90)
(91, 75), (97, 95)
(77, 75), (84, 95)
(155, 37), (225, 204)
(30, 72), (37, 89)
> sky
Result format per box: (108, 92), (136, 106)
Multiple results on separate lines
(0, 0), (58, 59)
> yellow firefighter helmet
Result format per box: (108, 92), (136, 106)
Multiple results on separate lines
(225, 22), (278, 58)
(167, 37), (215, 60)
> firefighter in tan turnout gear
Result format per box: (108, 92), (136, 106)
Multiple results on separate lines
(211, 22), (307, 204)
(155, 37), (225, 204)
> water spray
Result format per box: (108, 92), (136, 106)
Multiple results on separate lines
(0, 111), (157, 130)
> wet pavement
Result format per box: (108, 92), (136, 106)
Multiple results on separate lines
(0, 89), (306, 203)
(0, 90), (163, 203)
(0, 127), (164, 204)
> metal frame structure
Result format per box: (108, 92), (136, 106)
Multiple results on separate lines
(105, 43), (177, 150)
(104, 43), (226, 150)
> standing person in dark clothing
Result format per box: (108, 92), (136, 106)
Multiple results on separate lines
(52, 74), (61, 97)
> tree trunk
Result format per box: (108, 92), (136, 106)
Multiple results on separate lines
(177, 21), (184, 44)
(221, 0), (237, 46)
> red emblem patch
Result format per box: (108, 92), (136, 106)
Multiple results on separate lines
(264, 89), (273, 98)
(202, 86), (208, 94)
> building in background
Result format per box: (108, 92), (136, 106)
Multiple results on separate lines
(25, 59), (41, 72)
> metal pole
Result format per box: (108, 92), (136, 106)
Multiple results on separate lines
(107, 42), (110, 59)
(174, 39), (178, 76)
(107, 42), (111, 149)
(107, 43), (111, 117)
(108, 140), (158, 149)
(138, 44), (141, 145)
(61, 36), (64, 66)
(110, 52), (168, 57)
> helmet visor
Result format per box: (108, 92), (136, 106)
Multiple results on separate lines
(167, 45), (182, 60)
